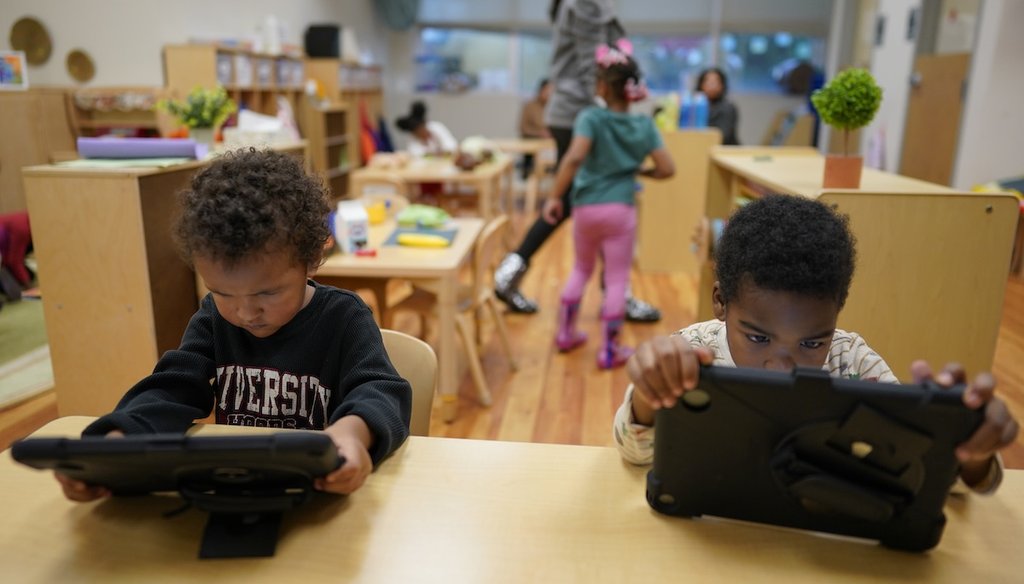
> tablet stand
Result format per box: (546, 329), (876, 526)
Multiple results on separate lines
(179, 475), (315, 559)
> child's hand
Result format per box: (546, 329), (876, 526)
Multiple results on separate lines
(55, 472), (112, 502)
(542, 198), (564, 225)
(910, 360), (1019, 486)
(54, 429), (124, 502)
(317, 417), (374, 495)
(626, 335), (714, 426)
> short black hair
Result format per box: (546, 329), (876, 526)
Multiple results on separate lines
(174, 148), (331, 268)
(395, 101), (427, 133)
(695, 67), (729, 97)
(714, 194), (856, 308)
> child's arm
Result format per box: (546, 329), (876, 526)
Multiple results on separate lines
(638, 146), (675, 180)
(319, 302), (412, 494)
(910, 360), (1018, 492)
(543, 135), (592, 224)
(612, 335), (714, 465)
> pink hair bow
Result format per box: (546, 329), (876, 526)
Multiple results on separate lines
(595, 37), (634, 68)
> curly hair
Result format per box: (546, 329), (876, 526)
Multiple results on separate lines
(174, 148), (331, 268)
(714, 194), (857, 308)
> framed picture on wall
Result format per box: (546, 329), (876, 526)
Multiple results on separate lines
(0, 51), (29, 90)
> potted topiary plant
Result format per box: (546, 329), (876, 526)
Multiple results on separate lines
(811, 68), (882, 188)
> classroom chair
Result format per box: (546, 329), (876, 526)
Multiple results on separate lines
(389, 215), (518, 406)
(380, 328), (437, 437)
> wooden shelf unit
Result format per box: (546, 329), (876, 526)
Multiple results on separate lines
(299, 102), (352, 198)
(304, 59), (385, 170)
(162, 44), (306, 121)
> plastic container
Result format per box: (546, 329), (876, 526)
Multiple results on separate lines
(678, 93), (693, 129)
(693, 93), (709, 128)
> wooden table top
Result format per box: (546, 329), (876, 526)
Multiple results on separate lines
(491, 137), (556, 155)
(353, 156), (511, 183)
(317, 217), (484, 279)
(3, 417), (1023, 582)
(21, 141), (309, 178)
(712, 150), (955, 198)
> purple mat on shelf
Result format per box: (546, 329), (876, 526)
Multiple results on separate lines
(77, 137), (206, 159)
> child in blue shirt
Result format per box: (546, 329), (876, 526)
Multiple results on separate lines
(57, 149), (412, 501)
(543, 39), (675, 369)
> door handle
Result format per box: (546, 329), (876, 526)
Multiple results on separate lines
(909, 72), (922, 88)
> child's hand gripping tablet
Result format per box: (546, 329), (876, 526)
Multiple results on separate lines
(910, 360), (1019, 489)
(317, 416), (375, 495)
(626, 335), (714, 426)
(54, 429), (124, 503)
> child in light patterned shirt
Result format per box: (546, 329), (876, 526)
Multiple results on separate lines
(613, 194), (1018, 494)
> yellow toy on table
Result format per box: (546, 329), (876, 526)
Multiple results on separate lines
(397, 233), (450, 248)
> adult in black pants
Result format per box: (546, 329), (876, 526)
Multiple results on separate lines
(494, 0), (661, 322)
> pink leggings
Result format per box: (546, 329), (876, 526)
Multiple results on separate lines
(560, 203), (636, 319)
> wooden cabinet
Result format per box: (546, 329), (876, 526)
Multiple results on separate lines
(299, 103), (351, 198)
(304, 59), (384, 169)
(636, 129), (721, 274)
(0, 89), (76, 212)
(163, 44), (305, 120)
(22, 143), (308, 416)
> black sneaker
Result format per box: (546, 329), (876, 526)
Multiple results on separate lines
(625, 296), (661, 323)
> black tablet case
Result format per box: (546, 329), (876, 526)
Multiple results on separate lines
(646, 366), (984, 552)
(12, 432), (341, 495)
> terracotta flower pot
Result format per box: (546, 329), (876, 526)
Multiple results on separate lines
(823, 155), (863, 189)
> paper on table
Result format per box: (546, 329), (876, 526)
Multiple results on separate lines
(56, 158), (192, 169)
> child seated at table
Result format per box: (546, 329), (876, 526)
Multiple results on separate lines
(613, 194), (1018, 493)
(57, 148), (412, 501)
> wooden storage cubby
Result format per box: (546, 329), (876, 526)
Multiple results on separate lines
(163, 44), (306, 121)
(304, 59), (384, 171)
(299, 102), (351, 199)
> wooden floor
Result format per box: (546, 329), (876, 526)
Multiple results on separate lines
(2, 210), (1023, 471)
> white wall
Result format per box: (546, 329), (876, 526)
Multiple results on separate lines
(0, 0), (386, 86)
(862, 0), (921, 171)
(952, 0), (1024, 189)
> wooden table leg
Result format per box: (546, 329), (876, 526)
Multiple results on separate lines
(478, 178), (493, 220)
(436, 273), (459, 422)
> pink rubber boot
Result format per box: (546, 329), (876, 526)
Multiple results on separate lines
(555, 300), (588, 352)
(597, 316), (633, 369)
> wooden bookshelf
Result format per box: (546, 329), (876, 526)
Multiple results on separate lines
(304, 59), (385, 169)
(163, 44), (306, 120)
(299, 102), (352, 198)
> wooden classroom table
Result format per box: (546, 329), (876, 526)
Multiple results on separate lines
(317, 218), (485, 423)
(3, 416), (1023, 583)
(21, 142), (309, 417)
(350, 156), (513, 220)
(491, 137), (556, 216)
(699, 148), (1018, 382)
